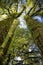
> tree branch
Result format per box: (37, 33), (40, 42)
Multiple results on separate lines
(31, 8), (43, 17)
(27, 6), (35, 15)
(11, 5), (26, 18)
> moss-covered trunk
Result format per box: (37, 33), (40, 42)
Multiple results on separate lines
(0, 18), (19, 65)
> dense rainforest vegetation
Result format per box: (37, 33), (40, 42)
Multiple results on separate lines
(0, 0), (43, 65)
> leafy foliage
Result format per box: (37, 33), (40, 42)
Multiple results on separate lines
(0, 0), (43, 65)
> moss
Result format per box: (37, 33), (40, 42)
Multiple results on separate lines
(0, 19), (19, 65)
(0, 17), (13, 45)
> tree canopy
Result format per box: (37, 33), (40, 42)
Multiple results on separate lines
(0, 0), (43, 65)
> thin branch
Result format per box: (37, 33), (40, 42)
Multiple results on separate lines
(16, 6), (26, 18)
(12, 5), (26, 18)
(31, 8), (43, 16)
(27, 6), (35, 15)
(0, 5), (11, 15)
(27, 2), (37, 15)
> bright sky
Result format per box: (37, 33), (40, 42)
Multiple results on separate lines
(33, 16), (43, 22)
